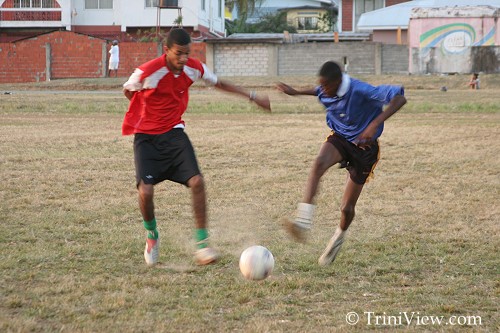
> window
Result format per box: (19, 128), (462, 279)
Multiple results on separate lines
(354, 0), (383, 31)
(85, 0), (113, 9)
(218, 0), (222, 17)
(296, 11), (319, 31)
(42, 0), (56, 7)
(13, 0), (57, 8)
(201, 0), (205, 11)
(145, 0), (159, 7)
(85, 0), (98, 8)
(297, 17), (318, 31)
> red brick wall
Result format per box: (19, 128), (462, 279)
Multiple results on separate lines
(190, 42), (206, 64)
(116, 42), (159, 78)
(119, 42), (206, 78)
(0, 40), (47, 83)
(342, 0), (354, 32)
(0, 31), (105, 82)
(48, 31), (105, 79)
(0, 31), (207, 83)
(386, 0), (411, 6)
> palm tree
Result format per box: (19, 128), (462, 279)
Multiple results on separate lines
(226, 0), (263, 26)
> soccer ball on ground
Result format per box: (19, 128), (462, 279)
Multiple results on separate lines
(239, 245), (275, 281)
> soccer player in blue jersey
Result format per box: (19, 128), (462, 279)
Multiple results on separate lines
(277, 61), (407, 266)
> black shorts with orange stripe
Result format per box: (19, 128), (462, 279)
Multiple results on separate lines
(133, 128), (201, 187)
(326, 132), (380, 185)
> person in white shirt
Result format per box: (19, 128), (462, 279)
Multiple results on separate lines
(108, 40), (119, 77)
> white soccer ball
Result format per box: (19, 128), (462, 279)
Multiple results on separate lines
(239, 245), (275, 281)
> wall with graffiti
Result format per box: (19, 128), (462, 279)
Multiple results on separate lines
(409, 7), (500, 74)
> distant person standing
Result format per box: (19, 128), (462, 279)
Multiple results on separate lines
(108, 40), (119, 77)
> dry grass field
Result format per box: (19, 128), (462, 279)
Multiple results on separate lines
(0, 74), (499, 332)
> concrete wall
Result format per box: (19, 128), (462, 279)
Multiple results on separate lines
(208, 41), (409, 76)
(382, 44), (409, 73)
(0, 33), (411, 83)
(278, 42), (380, 74)
(212, 43), (275, 77)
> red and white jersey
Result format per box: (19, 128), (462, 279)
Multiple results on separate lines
(122, 55), (218, 135)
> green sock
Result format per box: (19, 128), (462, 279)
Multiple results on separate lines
(143, 218), (158, 240)
(195, 228), (208, 249)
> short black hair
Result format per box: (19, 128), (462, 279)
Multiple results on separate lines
(319, 61), (342, 82)
(166, 29), (191, 48)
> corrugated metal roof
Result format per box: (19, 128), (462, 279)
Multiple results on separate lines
(357, 0), (500, 30)
(412, 5), (500, 17)
(206, 32), (370, 43)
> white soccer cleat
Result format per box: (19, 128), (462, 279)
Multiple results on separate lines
(194, 247), (219, 265)
(144, 237), (159, 266)
(318, 227), (346, 266)
(284, 203), (315, 243)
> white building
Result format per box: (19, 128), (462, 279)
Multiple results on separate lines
(0, 0), (225, 42)
(231, 0), (336, 23)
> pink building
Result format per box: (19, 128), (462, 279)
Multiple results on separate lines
(409, 5), (500, 74)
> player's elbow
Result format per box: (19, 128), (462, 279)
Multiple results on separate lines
(394, 95), (407, 108)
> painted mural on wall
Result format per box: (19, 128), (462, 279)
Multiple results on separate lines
(409, 15), (500, 74)
(419, 22), (496, 56)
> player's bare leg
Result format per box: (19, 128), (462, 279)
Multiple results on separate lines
(285, 142), (343, 242)
(138, 181), (155, 221)
(339, 176), (363, 230)
(188, 175), (218, 265)
(138, 181), (159, 265)
(319, 176), (363, 266)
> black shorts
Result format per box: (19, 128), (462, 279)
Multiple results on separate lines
(133, 129), (200, 187)
(326, 133), (380, 185)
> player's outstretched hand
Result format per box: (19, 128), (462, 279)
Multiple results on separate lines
(276, 82), (297, 96)
(253, 94), (271, 112)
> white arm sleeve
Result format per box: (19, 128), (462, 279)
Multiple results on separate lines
(201, 63), (218, 86)
(123, 68), (144, 91)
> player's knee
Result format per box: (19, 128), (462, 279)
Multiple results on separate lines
(313, 156), (331, 174)
(340, 203), (355, 218)
(188, 174), (204, 190)
(138, 183), (154, 200)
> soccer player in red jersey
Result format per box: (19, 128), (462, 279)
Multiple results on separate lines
(123, 28), (271, 266)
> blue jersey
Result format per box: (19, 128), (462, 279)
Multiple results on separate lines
(315, 75), (404, 143)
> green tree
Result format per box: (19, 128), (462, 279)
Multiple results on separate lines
(250, 11), (297, 33)
(226, 0), (263, 31)
(226, 11), (297, 35)
(319, 10), (337, 32)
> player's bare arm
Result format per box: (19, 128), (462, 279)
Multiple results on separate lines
(356, 94), (407, 147)
(215, 79), (271, 112)
(276, 82), (316, 96)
